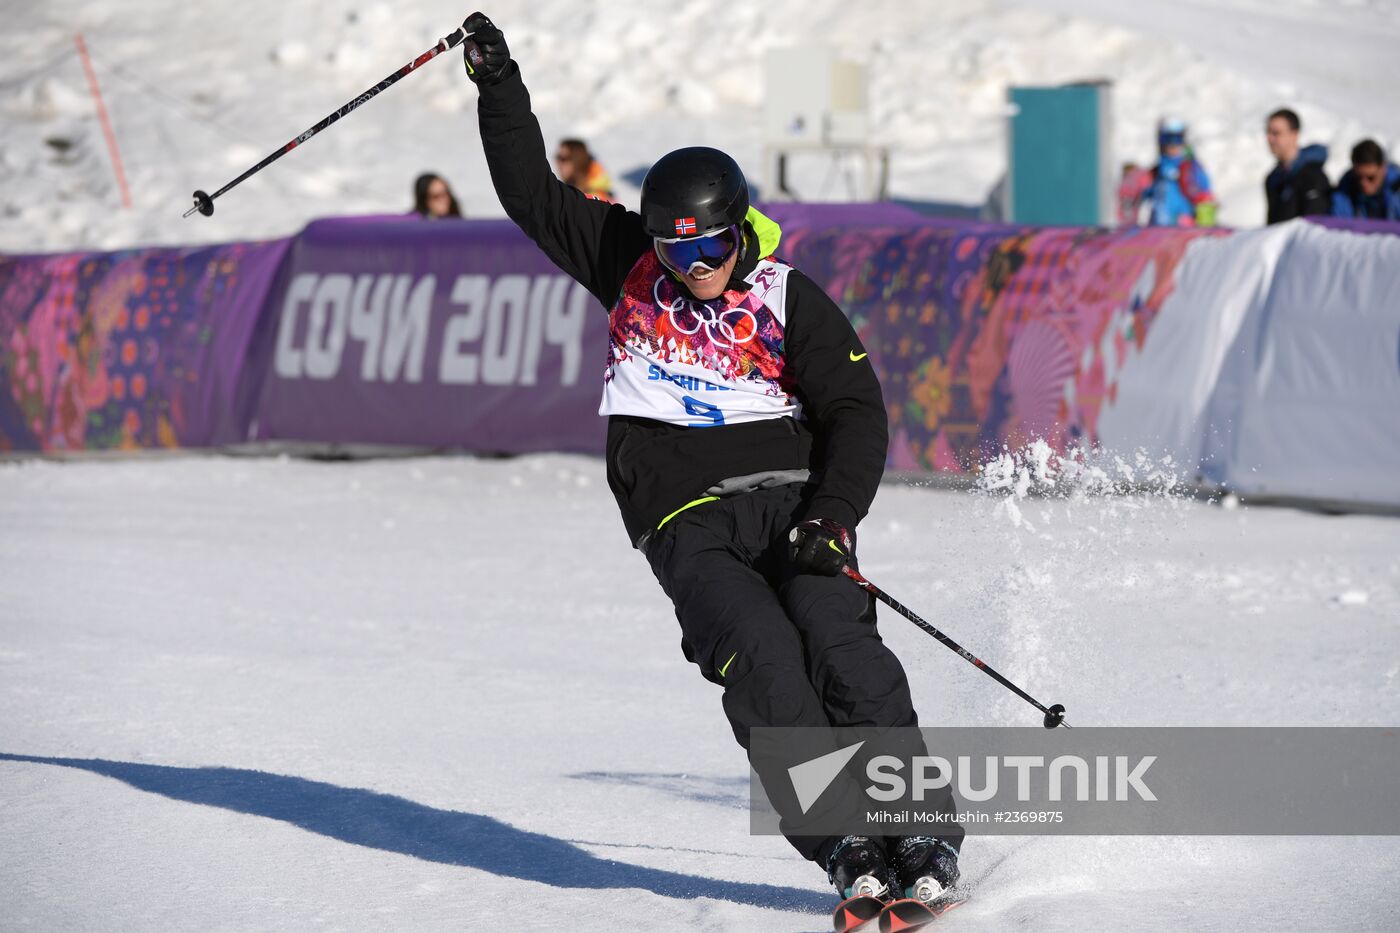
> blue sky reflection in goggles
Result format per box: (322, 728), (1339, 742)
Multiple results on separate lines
(654, 224), (741, 276)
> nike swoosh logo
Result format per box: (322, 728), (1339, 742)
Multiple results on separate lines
(849, 351), (868, 362)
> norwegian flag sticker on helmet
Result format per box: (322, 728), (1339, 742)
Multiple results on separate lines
(674, 217), (698, 236)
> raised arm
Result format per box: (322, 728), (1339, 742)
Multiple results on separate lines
(465, 13), (649, 305)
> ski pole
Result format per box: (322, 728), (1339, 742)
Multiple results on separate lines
(842, 565), (1070, 729)
(183, 23), (484, 218)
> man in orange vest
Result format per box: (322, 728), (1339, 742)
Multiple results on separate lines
(555, 138), (616, 202)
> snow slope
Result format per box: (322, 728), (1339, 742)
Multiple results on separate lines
(3, 0), (1398, 252)
(2, 454), (1399, 930)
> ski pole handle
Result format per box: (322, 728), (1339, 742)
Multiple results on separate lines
(461, 32), (486, 73)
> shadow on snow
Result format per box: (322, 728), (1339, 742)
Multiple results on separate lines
(0, 752), (828, 913)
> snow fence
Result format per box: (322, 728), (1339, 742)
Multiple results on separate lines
(2, 210), (1398, 508)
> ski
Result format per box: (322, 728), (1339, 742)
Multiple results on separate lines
(831, 893), (888, 932)
(876, 895), (967, 932)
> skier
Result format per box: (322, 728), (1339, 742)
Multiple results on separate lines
(460, 11), (963, 909)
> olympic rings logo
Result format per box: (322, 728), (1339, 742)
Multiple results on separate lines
(653, 277), (758, 349)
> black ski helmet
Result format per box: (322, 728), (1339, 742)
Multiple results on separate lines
(640, 147), (749, 240)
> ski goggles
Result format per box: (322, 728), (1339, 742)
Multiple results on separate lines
(654, 224), (741, 277)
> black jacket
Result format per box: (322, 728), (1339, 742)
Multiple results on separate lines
(476, 63), (887, 544)
(1265, 144), (1332, 224)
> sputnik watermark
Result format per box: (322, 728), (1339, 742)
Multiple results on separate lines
(750, 727), (1400, 836)
(789, 744), (1154, 813)
(865, 754), (1156, 802)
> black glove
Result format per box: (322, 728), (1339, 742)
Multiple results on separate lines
(788, 518), (854, 576)
(462, 12), (510, 85)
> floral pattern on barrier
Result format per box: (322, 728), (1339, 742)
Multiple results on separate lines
(0, 241), (288, 452)
(781, 223), (1227, 472)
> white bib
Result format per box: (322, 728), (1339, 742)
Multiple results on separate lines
(599, 252), (802, 428)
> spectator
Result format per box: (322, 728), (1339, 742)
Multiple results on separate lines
(412, 172), (463, 218)
(1264, 109), (1330, 224)
(1332, 139), (1400, 221)
(1143, 117), (1218, 227)
(553, 138), (616, 202)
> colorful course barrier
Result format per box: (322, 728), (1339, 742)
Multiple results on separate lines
(0, 239), (288, 450)
(3, 210), (1398, 507)
(777, 218), (1227, 472)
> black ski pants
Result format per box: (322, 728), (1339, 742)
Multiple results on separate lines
(643, 482), (963, 863)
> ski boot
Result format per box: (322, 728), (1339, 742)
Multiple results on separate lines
(828, 836), (893, 932)
(827, 835), (893, 900)
(889, 836), (960, 906)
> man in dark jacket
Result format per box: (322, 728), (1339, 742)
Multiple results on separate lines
(460, 11), (963, 909)
(1332, 139), (1400, 221)
(1264, 108), (1331, 224)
